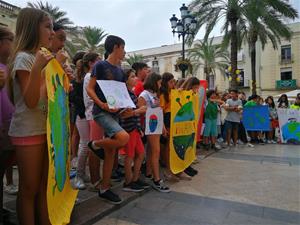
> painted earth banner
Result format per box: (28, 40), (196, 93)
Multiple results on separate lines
(277, 108), (300, 144)
(45, 55), (78, 225)
(242, 106), (271, 131)
(170, 89), (199, 174)
(197, 80), (207, 142)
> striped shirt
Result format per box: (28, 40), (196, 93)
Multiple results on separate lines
(119, 90), (141, 132)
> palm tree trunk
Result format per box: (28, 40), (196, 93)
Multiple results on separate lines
(230, 20), (238, 89)
(250, 41), (257, 95)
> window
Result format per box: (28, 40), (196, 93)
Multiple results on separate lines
(281, 45), (291, 61)
(237, 69), (245, 87)
(280, 68), (292, 80)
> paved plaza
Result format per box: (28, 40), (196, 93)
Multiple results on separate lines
(3, 144), (300, 225)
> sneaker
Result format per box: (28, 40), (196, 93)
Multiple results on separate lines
(212, 144), (222, 151)
(271, 140), (277, 144)
(87, 141), (105, 159)
(74, 176), (86, 190)
(184, 166), (197, 177)
(247, 143), (254, 148)
(98, 189), (122, 205)
(122, 182), (144, 192)
(238, 140), (244, 145)
(4, 184), (18, 195)
(152, 179), (170, 193)
(176, 172), (192, 180)
(111, 170), (122, 182)
(267, 140), (272, 144)
(258, 139), (265, 145)
(134, 179), (151, 189)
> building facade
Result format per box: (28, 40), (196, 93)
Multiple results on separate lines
(0, 0), (19, 30)
(128, 22), (300, 98)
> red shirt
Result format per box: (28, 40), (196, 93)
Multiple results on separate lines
(133, 80), (144, 97)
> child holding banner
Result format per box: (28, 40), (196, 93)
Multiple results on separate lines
(138, 73), (170, 192)
(159, 72), (179, 181)
(8, 8), (55, 224)
(119, 69), (149, 192)
(86, 35), (129, 204)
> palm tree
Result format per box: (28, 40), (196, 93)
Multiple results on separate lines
(188, 37), (229, 89)
(125, 54), (145, 66)
(27, 1), (75, 31)
(189, 0), (245, 89)
(242, 0), (298, 95)
(75, 26), (108, 55)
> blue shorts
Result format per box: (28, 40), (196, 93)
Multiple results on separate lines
(203, 118), (217, 137)
(93, 111), (124, 138)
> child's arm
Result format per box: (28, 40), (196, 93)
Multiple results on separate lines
(17, 50), (53, 108)
(86, 76), (118, 113)
(137, 96), (147, 114)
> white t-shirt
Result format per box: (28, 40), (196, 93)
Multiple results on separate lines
(83, 72), (94, 121)
(139, 90), (160, 108)
(9, 52), (48, 137)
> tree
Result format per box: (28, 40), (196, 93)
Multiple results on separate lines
(74, 26), (108, 55)
(27, 1), (75, 31)
(242, 0), (298, 94)
(189, 0), (245, 89)
(125, 54), (145, 66)
(188, 37), (229, 89)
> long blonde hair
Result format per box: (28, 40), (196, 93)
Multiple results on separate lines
(8, 8), (49, 102)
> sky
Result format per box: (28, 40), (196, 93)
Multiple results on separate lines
(8, 0), (300, 52)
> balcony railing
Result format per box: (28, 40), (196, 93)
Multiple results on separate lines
(276, 79), (297, 89)
(279, 54), (293, 65)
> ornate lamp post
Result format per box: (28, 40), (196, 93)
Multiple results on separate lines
(170, 3), (197, 78)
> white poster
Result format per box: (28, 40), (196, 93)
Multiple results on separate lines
(277, 108), (300, 144)
(97, 80), (136, 109)
(145, 107), (164, 135)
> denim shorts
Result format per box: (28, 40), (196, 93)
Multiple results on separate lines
(93, 111), (124, 138)
(224, 120), (240, 131)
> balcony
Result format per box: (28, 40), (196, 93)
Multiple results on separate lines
(279, 54), (293, 65)
(276, 79), (297, 89)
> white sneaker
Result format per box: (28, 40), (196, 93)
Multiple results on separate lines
(247, 143), (254, 148)
(238, 140), (244, 145)
(4, 184), (18, 195)
(271, 140), (277, 144)
(267, 140), (272, 144)
(74, 176), (86, 190)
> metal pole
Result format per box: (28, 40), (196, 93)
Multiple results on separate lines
(182, 31), (185, 78)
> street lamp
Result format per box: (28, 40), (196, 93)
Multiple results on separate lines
(170, 3), (197, 78)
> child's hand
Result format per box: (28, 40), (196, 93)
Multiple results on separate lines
(0, 69), (5, 89)
(162, 126), (168, 137)
(139, 130), (144, 137)
(56, 50), (68, 65)
(35, 50), (54, 71)
(120, 108), (134, 118)
(101, 102), (119, 113)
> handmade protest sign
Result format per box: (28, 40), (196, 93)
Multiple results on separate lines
(145, 107), (164, 135)
(45, 52), (78, 225)
(170, 89), (199, 174)
(96, 80), (136, 109)
(278, 108), (300, 144)
(242, 106), (270, 131)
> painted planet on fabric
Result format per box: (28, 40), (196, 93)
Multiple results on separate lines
(173, 133), (195, 160)
(49, 75), (69, 192)
(174, 101), (195, 122)
(282, 121), (300, 144)
(149, 114), (158, 132)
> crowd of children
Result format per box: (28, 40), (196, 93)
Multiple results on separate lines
(1, 7), (300, 225)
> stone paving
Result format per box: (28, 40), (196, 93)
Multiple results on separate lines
(93, 144), (300, 225)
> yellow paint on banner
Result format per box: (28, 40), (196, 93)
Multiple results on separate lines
(44, 48), (78, 225)
(170, 89), (199, 174)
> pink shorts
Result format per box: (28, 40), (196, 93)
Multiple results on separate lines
(10, 134), (47, 146)
(124, 129), (144, 159)
(89, 120), (104, 140)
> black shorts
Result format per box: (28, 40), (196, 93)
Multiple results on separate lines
(163, 112), (171, 129)
(224, 120), (240, 131)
